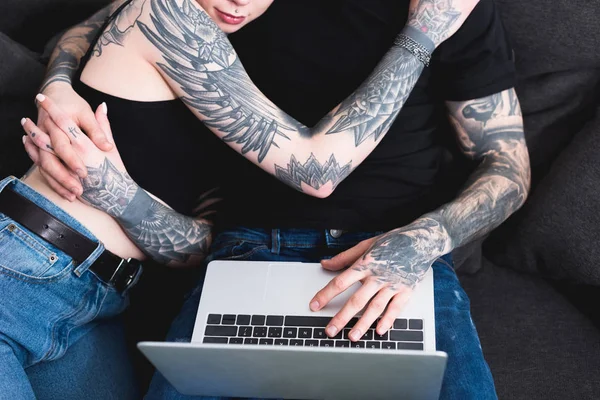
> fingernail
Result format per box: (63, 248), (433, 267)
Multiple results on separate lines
(101, 102), (108, 115)
(326, 325), (338, 337)
(22, 136), (26, 144)
(349, 329), (361, 341)
(36, 94), (46, 102)
(310, 300), (320, 311)
(70, 187), (80, 195)
(20, 118), (26, 126)
(76, 169), (86, 178)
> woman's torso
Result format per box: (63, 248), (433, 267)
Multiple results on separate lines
(23, 1), (223, 259)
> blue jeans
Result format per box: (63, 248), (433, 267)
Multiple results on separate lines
(146, 227), (498, 400)
(0, 176), (134, 400)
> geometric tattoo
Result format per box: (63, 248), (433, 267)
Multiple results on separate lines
(275, 154), (352, 192)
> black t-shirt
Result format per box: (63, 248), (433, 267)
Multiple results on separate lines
(214, 0), (516, 231)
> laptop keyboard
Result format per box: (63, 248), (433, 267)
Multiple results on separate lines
(203, 314), (424, 350)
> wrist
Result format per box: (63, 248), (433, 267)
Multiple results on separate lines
(40, 79), (73, 95)
(394, 25), (436, 67)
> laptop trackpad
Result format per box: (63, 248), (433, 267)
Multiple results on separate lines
(263, 263), (361, 315)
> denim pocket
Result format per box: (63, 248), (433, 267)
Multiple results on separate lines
(0, 215), (73, 280)
(216, 240), (270, 261)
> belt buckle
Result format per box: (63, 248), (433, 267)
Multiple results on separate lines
(111, 258), (143, 294)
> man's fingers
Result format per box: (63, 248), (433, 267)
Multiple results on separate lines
(321, 238), (374, 271)
(376, 289), (413, 335)
(81, 102), (113, 150)
(21, 118), (58, 157)
(351, 286), (397, 340)
(37, 149), (83, 199)
(310, 267), (366, 311)
(325, 280), (382, 341)
(38, 165), (78, 202)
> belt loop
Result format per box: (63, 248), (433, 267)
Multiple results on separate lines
(271, 228), (280, 255)
(73, 242), (105, 277)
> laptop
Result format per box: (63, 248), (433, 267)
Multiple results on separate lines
(138, 261), (447, 399)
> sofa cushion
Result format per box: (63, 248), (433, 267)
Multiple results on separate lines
(462, 260), (600, 399)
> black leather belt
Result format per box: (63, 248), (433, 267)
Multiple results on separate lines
(0, 186), (142, 293)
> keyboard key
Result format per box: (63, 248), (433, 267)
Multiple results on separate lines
(207, 314), (221, 324)
(313, 328), (326, 339)
(205, 325), (237, 337)
(229, 337), (244, 344)
(351, 341), (366, 348)
(290, 339), (304, 346)
(285, 316), (330, 327)
(203, 337), (227, 344)
(348, 317), (359, 328)
(390, 330), (423, 342)
(238, 326), (253, 337)
(283, 328), (298, 338)
(332, 330), (343, 340)
(409, 319), (423, 330)
(397, 342), (424, 350)
(361, 330), (374, 341)
(222, 314), (236, 325)
(343, 329), (352, 340)
(305, 340), (319, 347)
(374, 331), (389, 340)
(251, 315), (266, 325)
(268, 327), (282, 338)
(274, 339), (289, 346)
(366, 341), (380, 349)
(335, 340), (350, 348)
(298, 328), (312, 338)
(237, 315), (251, 325)
(253, 327), (268, 337)
(244, 338), (259, 345)
(393, 319), (408, 329)
(320, 340), (335, 347)
(382, 342), (396, 350)
(259, 339), (274, 345)
(266, 315), (284, 326)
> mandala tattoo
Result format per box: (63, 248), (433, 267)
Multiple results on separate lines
(275, 154), (352, 191)
(81, 159), (137, 217)
(80, 158), (211, 265)
(407, 0), (462, 45)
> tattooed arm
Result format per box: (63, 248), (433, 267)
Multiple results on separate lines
(40, 1), (126, 92)
(27, 98), (212, 267)
(310, 88), (530, 341)
(132, 0), (479, 198)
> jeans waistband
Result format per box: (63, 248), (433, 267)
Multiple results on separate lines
(212, 226), (386, 252)
(0, 176), (105, 276)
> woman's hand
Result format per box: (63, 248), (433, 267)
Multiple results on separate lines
(30, 83), (114, 200)
(23, 96), (128, 202)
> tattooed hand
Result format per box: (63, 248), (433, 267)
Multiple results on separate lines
(310, 219), (451, 341)
(23, 95), (212, 266)
(407, 0), (480, 47)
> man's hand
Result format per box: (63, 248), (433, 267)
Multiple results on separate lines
(310, 219), (451, 342)
(31, 84), (115, 200)
(408, 0), (480, 47)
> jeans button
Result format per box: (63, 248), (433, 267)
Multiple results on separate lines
(329, 229), (343, 239)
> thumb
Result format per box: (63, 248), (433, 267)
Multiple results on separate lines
(80, 104), (113, 151)
(321, 239), (374, 271)
(94, 102), (115, 145)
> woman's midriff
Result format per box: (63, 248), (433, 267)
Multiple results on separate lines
(22, 168), (146, 261)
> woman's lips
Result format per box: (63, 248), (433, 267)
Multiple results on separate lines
(215, 8), (246, 25)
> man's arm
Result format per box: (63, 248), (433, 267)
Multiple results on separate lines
(310, 87), (530, 341)
(40, 1), (124, 92)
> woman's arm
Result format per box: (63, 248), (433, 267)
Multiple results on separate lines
(134, 0), (477, 197)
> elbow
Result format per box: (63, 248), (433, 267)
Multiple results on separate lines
(302, 186), (335, 199)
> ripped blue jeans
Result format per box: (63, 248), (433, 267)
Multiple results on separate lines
(146, 227), (498, 400)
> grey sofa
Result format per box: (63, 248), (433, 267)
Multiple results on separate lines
(1, 0), (599, 399)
